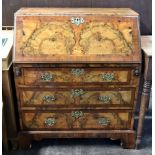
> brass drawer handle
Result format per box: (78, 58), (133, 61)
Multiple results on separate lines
(98, 117), (110, 126)
(101, 73), (115, 81)
(71, 89), (84, 97)
(44, 117), (56, 127)
(43, 95), (56, 102)
(71, 68), (85, 76)
(71, 111), (84, 119)
(71, 17), (84, 26)
(41, 72), (53, 81)
(98, 96), (112, 103)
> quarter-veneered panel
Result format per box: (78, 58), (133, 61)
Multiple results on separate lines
(22, 67), (130, 85)
(20, 88), (134, 108)
(22, 111), (131, 130)
(14, 8), (141, 63)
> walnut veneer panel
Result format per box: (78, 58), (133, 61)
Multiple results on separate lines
(14, 8), (141, 63)
(22, 110), (131, 130)
(22, 68), (130, 85)
(21, 88), (134, 108)
(13, 8), (141, 149)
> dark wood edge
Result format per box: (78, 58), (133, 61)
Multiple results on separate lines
(19, 82), (131, 87)
(21, 128), (132, 131)
(20, 107), (134, 110)
(23, 67), (132, 71)
(13, 63), (142, 67)
(20, 109), (134, 112)
(19, 86), (136, 90)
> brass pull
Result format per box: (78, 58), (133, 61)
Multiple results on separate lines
(71, 68), (85, 76)
(41, 72), (53, 81)
(98, 96), (112, 103)
(101, 73), (115, 81)
(43, 95), (56, 102)
(98, 117), (110, 126)
(71, 17), (84, 26)
(71, 89), (84, 97)
(71, 111), (84, 119)
(44, 117), (56, 127)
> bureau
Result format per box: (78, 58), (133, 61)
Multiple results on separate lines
(13, 8), (141, 149)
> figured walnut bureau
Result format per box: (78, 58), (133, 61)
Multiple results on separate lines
(13, 8), (141, 149)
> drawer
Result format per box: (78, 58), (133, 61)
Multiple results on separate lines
(20, 87), (135, 108)
(22, 68), (131, 85)
(21, 110), (132, 130)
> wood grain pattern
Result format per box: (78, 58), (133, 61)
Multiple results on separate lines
(14, 8), (141, 63)
(19, 18), (133, 55)
(21, 88), (134, 108)
(15, 8), (139, 15)
(13, 8), (141, 149)
(22, 110), (131, 130)
(22, 67), (130, 84)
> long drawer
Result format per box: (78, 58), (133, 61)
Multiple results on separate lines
(21, 110), (132, 130)
(20, 87), (135, 108)
(21, 67), (131, 85)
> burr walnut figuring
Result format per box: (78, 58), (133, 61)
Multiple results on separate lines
(13, 8), (141, 149)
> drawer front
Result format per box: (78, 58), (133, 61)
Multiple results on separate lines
(23, 68), (130, 85)
(20, 88), (134, 108)
(22, 110), (131, 130)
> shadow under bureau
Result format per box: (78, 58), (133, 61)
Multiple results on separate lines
(13, 8), (141, 149)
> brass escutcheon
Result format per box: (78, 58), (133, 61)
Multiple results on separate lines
(71, 111), (84, 119)
(98, 117), (110, 126)
(71, 89), (84, 97)
(44, 117), (56, 126)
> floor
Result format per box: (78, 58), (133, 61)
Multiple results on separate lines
(4, 118), (152, 155)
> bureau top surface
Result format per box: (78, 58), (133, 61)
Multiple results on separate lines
(15, 8), (138, 16)
(13, 8), (141, 63)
